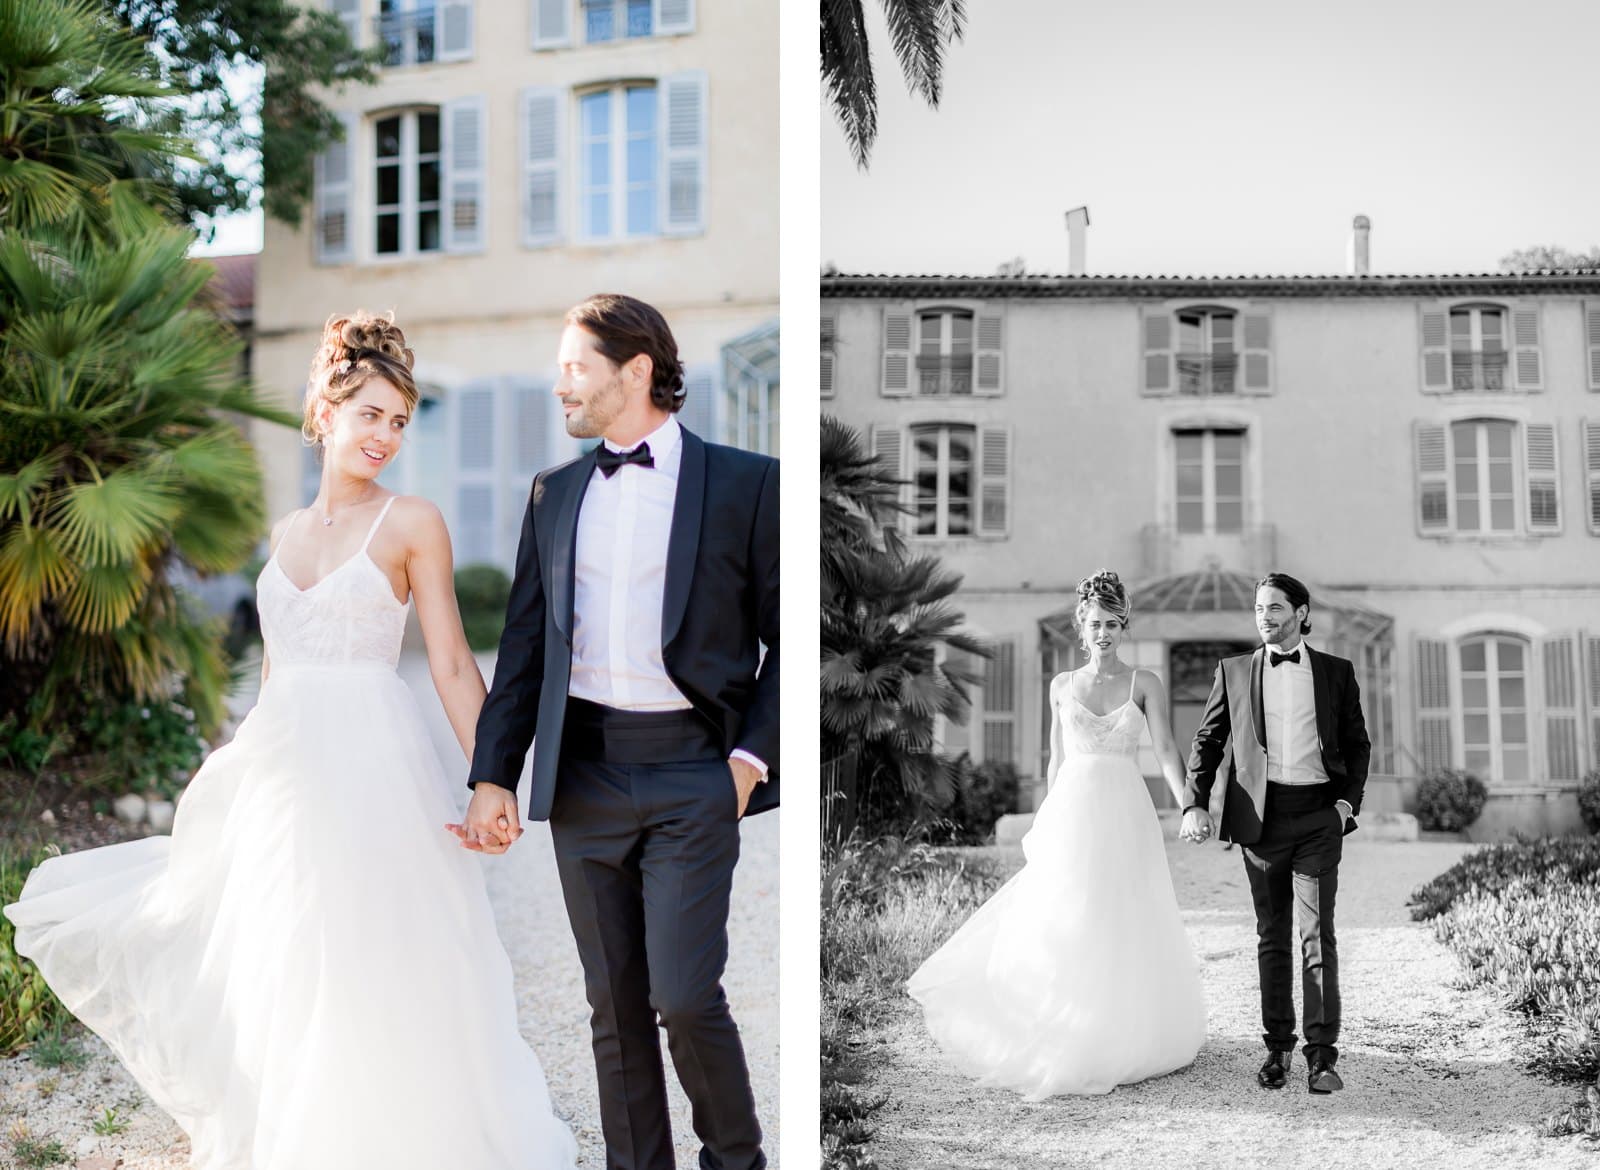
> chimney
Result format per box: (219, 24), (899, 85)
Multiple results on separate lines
(1065, 205), (1090, 276)
(1349, 214), (1371, 277)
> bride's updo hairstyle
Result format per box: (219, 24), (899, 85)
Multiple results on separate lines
(302, 311), (420, 447)
(1074, 569), (1131, 652)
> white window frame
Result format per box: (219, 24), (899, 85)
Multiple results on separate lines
(1172, 428), (1245, 536)
(575, 82), (660, 243)
(1175, 305), (1239, 396)
(1448, 304), (1509, 392)
(1449, 418), (1518, 535)
(581, 0), (654, 42)
(915, 308), (975, 397)
(373, 107), (444, 260)
(909, 422), (978, 540)
(1457, 632), (1532, 784)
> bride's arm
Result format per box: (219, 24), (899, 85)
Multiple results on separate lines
(1044, 673), (1066, 793)
(403, 498), (489, 761)
(1137, 670), (1188, 806)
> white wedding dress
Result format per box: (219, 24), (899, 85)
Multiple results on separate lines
(4, 500), (578, 1169)
(907, 672), (1206, 1098)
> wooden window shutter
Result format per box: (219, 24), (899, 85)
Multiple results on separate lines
(1419, 306), (1449, 393)
(1511, 303), (1543, 392)
(1543, 635), (1583, 781)
(1587, 302), (1600, 392)
(531, 0), (571, 48)
(974, 310), (1005, 397)
(820, 310), (836, 399)
(1414, 637), (1453, 773)
(443, 95), (487, 253)
(655, 0), (694, 36)
(662, 71), (708, 236)
(313, 111), (357, 265)
(1524, 422), (1560, 534)
(870, 425), (908, 535)
(1141, 308), (1173, 395)
(1241, 309), (1272, 395)
(438, 0), (474, 60)
(679, 364), (717, 442)
(982, 638), (1018, 766)
(520, 87), (564, 247)
(1414, 421), (1449, 533)
(1588, 635), (1600, 769)
(1585, 419), (1600, 535)
(881, 307), (912, 397)
(978, 425), (1011, 538)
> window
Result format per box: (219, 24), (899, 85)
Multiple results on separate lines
(911, 423), (975, 538)
(577, 85), (657, 240)
(1449, 306), (1508, 391)
(1143, 306), (1271, 396)
(1459, 635), (1530, 782)
(1175, 307), (1237, 396)
(584, 0), (652, 41)
(1173, 429), (1244, 534)
(380, 0), (436, 65)
(374, 110), (442, 256)
(917, 309), (974, 396)
(1414, 418), (1561, 537)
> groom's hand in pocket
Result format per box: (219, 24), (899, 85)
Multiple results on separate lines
(728, 757), (762, 819)
(448, 782), (523, 853)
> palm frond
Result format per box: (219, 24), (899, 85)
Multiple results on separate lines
(52, 467), (181, 566)
(0, 525), (77, 644)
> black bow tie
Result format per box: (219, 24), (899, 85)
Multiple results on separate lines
(595, 441), (654, 478)
(1269, 649), (1301, 668)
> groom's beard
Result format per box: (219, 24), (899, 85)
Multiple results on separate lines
(561, 374), (626, 439)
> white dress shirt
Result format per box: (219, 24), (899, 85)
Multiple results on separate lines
(1262, 638), (1329, 786)
(569, 415), (766, 776)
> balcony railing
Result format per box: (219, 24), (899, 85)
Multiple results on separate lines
(376, 6), (436, 66)
(1139, 522), (1278, 577)
(916, 354), (974, 396)
(1450, 349), (1509, 392)
(1176, 353), (1238, 396)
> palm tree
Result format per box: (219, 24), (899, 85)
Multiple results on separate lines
(821, 416), (987, 833)
(0, 0), (295, 736)
(822, 0), (967, 169)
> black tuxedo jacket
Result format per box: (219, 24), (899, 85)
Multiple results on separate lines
(1181, 644), (1370, 846)
(467, 427), (779, 822)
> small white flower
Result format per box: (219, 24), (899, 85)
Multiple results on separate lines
(334, 358), (353, 375)
(140, 707), (151, 719)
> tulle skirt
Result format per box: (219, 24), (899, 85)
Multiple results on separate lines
(4, 662), (578, 1169)
(907, 750), (1207, 1098)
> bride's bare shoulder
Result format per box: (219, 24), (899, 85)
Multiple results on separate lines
(267, 509), (307, 555)
(383, 494), (448, 544)
(1049, 670), (1078, 695)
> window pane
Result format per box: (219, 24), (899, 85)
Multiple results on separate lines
(1459, 641), (1486, 671)
(1465, 748), (1491, 774)
(1173, 432), (1202, 459)
(1176, 501), (1204, 533)
(586, 194), (609, 238)
(1499, 676), (1525, 707)
(1501, 713), (1526, 745)
(1456, 499), (1480, 530)
(1453, 458), (1478, 493)
(950, 313), (974, 353)
(1450, 310), (1472, 341)
(947, 499), (971, 535)
(1462, 713), (1489, 744)
(1497, 640), (1523, 671)
(377, 117), (402, 158)
(1177, 312), (1202, 351)
(1213, 432), (1243, 459)
(418, 111), (440, 155)
(1480, 309), (1504, 345)
(1452, 422), (1477, 456)
(376, 212), (400, 254)
(583, 91), (611, 135)
(1487, 459), (1513, 495)
(418, 208), (440, 252)
(626, 86), (656, 135)
(1486, 422), (1512, 458)
(1489, 498), (1514, 530)
(627, 188), (655, 236)
(585, 0), (615, 41)
(377, 163), (400, 206)
(1214, 501), (1243, 532)
(1214, 463), (1242, 497)
(1211, 313), (1235, 352)
(1176, 465), (1204, 497)
(1461, 676), (1488, 709)
(627, 0), (652, 36)
(418, 159), (440, 204)
(1501, 748), (1528, 781)
(587, 141), (611, 185)
(416, 5), (436, 62)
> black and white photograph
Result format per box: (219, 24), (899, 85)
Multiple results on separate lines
(0, 2), (779, 1168)
(821, 2), (1600, 1167)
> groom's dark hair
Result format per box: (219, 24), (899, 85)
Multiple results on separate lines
(566, 294), (687, 414)
(1255, 572), (1312, 634)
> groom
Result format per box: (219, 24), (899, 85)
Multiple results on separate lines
(1179, 573), (1369, 1095)
(458, 294), (778, 1170)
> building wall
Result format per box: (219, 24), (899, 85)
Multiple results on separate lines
(825, 281), (1600, 832)
(256, 0), (778, 556)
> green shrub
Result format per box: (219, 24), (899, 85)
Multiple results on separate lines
(78, 696), (205, 800)
(1408, 836), (1600, 921)
(0, 715), (69, 776)
(1579, 770), (1600, 835)
(455, 564), (512, 652)
(1, 846), (69, 1056)
(1415, 767), (1489, 832)
(929, 755), (1021, 845)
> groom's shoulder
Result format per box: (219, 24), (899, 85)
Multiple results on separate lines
(695, 432), (777, 475)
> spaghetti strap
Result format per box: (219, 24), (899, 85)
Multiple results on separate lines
(359, 496), (398, 554)
(1128, 668), (1139, 705)
(273, 507), (309, 563)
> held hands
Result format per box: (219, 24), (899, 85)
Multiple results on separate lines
(729, 756), (762, 819)
(447, 782), (523, 854)
(1179, 808), (1214, 845)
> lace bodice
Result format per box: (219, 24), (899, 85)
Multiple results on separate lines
(256, 498), (408, 668)
(1058, 673), (1146, 758)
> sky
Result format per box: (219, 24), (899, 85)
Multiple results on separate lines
(821, 0), (1600, 277)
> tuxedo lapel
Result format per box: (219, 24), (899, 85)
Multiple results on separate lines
(552, 449), (600, 646)
(661, 427), (706, 648)
(1308, 644), (1334, 747)
(1250, 647), (1267, 752)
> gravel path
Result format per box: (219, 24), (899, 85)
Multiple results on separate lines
(1, 651), (779, 1168)
(865, 831), (1593, 1170)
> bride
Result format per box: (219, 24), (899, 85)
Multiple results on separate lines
(907, 569), (1206, 1098)
(4, 313), (578, 1169)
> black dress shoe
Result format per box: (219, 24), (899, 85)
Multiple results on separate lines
(1307, 1059), (1344, 1094)
(1257, 1051), (1292, 1089)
